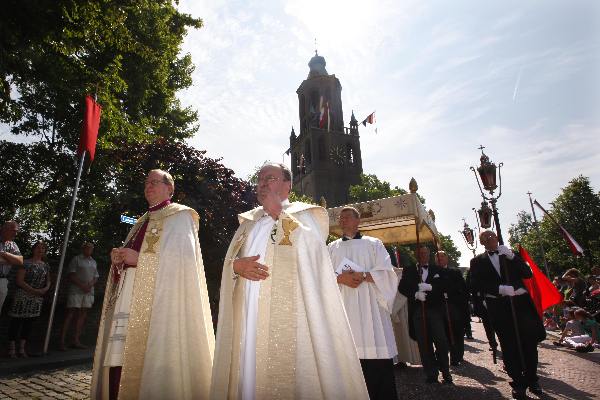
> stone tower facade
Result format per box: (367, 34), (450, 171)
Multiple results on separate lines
(289, 52), (363, 207)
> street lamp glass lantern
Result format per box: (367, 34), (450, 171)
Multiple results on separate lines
(462, 225), (474, 246)
(478, 201), (493, 229)
(477, 153), (497, 192)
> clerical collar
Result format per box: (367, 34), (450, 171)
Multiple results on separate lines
(149, 199), (171, 212)
(342, 232), (363, 241)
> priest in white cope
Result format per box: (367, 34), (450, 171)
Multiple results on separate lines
(328, 206), (399, 400)
(91, 169), (215, 400)
(210, 162), (369, 400)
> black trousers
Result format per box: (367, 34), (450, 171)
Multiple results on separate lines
(413, 306), (450, 380)
(360, 358), (398, 400)
(8, 317), (35, 341)
(486, 295), (542, 390)
(446, 302), (465, 363)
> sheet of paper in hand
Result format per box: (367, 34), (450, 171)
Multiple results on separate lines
(335, 257), (365, 275)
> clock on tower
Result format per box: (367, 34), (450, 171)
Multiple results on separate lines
(289, 52), (363, 207)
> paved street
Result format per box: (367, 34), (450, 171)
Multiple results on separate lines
(0, 320), (599, 399)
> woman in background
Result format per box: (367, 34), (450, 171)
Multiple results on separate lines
(7, 240), (51, 358)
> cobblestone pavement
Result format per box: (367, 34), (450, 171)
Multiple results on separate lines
(0, 321), (598, 399)
(0, 365), (90, 400)
(394, 320), (600, 399)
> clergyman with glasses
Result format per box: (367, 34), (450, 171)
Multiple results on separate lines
(210, 162), (369, 399)
(91, 169), (214, 400)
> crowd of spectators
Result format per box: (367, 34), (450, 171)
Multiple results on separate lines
(0, 220), (98, 358)
(546, 266), (600, 353)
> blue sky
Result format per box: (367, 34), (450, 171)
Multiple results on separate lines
(178, 0), (600, 267)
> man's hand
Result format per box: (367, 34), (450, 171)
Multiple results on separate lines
(337, 271), (364, 288)
(418, 282), (432, 292)
(261, 190), (283, 219)
(499, 285), (515, 296)
(497, 245), (514, 259)
(111, 248), (123, 264)
(118, 248), (139, 266)
(415, 291), (427, 302)
(234, 255), (269, 281)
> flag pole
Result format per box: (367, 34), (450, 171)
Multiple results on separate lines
(527, 192), (550, 277)
(43, 150), (87, 354)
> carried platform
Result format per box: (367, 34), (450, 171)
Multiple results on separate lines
(327, 179), (439, 246)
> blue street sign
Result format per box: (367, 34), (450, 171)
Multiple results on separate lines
(120, 215), (137, 225)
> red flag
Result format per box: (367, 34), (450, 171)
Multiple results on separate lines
(77, 95), (102, 162)
(520, 245), (563, 317)
(533, 199), (584, 256)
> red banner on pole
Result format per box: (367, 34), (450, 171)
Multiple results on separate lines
(77, 95), (102, 162)
(520, 245), (563, 317)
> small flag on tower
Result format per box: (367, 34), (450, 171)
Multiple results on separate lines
(319, 96), (330, 131)
(361, 112), (375, 126)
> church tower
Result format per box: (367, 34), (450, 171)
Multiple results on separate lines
(289, 52), (363, 207)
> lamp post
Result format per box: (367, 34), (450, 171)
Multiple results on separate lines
(470, 145), (504, 244)
(459, 218), (478, 256)
(469, 145), (526, 371)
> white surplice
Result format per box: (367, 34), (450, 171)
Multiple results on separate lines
(328, 236), (399, 359)
(238, 200), (326, 400)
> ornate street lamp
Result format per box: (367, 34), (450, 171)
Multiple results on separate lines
(477, 201), (493, 229)
(459, 218), (477, 256)
(470, 145), (504, 244)
(469, 145), (525, 369)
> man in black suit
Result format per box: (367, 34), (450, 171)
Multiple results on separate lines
(469, 231), (545, 400)
(436, 251), (468, 366)
(466, 268), (498, 352)
(399, 246), (452, 384)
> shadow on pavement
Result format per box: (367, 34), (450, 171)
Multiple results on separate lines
(536, 375), (597, 400)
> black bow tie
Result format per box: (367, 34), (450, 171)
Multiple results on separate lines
(488, 251), (499, 255)
(421, 265), (429, 269)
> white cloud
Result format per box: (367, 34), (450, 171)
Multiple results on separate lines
(174, 0), (599, 269)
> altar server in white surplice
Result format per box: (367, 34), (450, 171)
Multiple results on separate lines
(328, 206), (399, 400)
(210, 163), (369, 400)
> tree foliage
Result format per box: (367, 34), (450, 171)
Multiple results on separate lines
(348, 174), (407, 203)
(508, 176), (600, 276)
(0, 3), (259, 299)
(0, 1), (203, 249)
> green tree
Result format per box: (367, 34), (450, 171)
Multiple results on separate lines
(348, 174), (407, 203)
(508, 211), (535, 249)
(438, 234), (462, 268)
(509, 176), (600, 276)
(0, 1), (203, 256)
